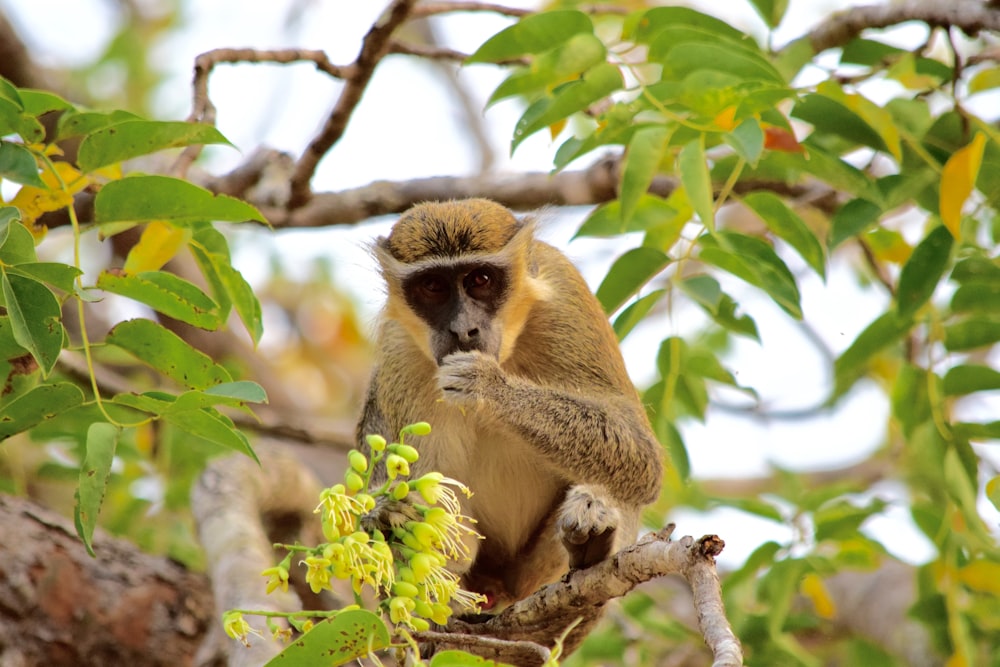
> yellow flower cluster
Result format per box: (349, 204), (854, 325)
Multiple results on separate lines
(252, 421), (485, 636)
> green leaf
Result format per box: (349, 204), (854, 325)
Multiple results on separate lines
(944, 318), (1000, 351)
(595, 247), (670, 314)
(951, 256), (1000, 284)
(678, 136), (714, 231)
(1, 271), (64, 375)
(834, 311), (913, 393)
(77, 121), (232, 172)
(429, 651), (507, 666)
(814, 497), (887, 542)
(943, 364), (1000, 396)
(950, 282), (1000, 313)
(613, 289), (665, 341)
(56, 109), (142, 140)
(468, 10), (593, 63)
(0, 216), (38, 264)
(263, 610), (390, 666)
(7, 262), (83, 292)
(0, 98), (44, 143)
(829, 198), (882, 249)
(792, 143), (882, 203)
(488, 33), (606, 105)
(511, 63), (622, 153)
(94, 175), (266, 227)
(724, 118), (765, 166)
(679, 275), (760, 340)
(216, 260), (262, 345)
(105, 318), (232, 390)
(0, 141), (45, 187)
(633, 7), (750, 45)
(743, 191), (826, 278)
(0, 382), (85, 440)
(724, 497), (784, 523)
(653, 42), (784, 84)
(657, 418), (691, 482)
(698, 232), (802, 318)
(97, 270), (222, 330)
(793, 84), (900, 160)
(896, 225), (953, 318)
(168, 381), (268, 413)
(575, 195), (680, 238)
(747, 0), (789, 28)
(74, 423), (119, 557)
(620, 125), (670, 226)
(840, 38), (904, 66)
(18, 89), (74, 116)
(891, 364), (933, 438)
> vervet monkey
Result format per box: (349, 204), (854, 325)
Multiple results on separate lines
(358, 199), (663, 611)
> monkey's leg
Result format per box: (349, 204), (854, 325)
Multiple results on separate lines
(556, 484), (628, 569)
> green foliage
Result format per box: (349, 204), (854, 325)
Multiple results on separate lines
(0, 75), (266, 553)
(479, 1), (1000, 664)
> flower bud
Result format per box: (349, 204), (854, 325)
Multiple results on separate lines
(394, 444), (420, 464)
(365, 434), (387, 451)
(348, 450), (369, 473)
(402, 422), (432, 436)
(392, 481), (410, 500)
(345, 470), (365, 492)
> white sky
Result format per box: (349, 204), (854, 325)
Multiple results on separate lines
(11, 0), (999, 567)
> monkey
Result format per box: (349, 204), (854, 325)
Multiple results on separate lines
(357, 198), (663, 613)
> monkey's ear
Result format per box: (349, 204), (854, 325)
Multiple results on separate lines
(373, 238), (406, 281)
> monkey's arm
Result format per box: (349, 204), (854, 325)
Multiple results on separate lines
(438, 352), (663, 505)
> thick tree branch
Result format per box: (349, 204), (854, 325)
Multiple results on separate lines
(0, 495), (213, 667)
(807, 0), (1000, 54)
(430, 526), (742, 667)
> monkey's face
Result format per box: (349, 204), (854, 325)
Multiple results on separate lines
(402, 261), (509, 364)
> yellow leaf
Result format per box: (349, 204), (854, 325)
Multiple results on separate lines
(9, 162), (88, 224)
(818, 81), (901, 161)
(800, 573), (837, 619)
(713, 106), (737, 132)
(123, 221), (192, 274)
(940, 133), (986, 239)
(865, 228), (912, 264)
(548, 119), (567, 140)
(957, 560), (1000, 596)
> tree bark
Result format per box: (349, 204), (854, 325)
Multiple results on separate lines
(0, 495), (214, 667)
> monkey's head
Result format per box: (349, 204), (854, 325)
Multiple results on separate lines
(375, 199), (546, 365)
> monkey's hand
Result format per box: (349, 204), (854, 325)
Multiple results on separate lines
(557, 485), (620, 569)
(437, 351), (505, 405)
(360, 495), (422, 535)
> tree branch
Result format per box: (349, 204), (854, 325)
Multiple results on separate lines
(433, 526), (743, 667)
(288, 0), (421, 207)
(806, 0), (1000, 54)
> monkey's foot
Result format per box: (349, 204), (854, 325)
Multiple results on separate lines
(557, 485), (620, 569)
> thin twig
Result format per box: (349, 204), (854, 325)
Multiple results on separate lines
(172, 48), (349, 177)
(288, 0), (421, 208)
(414, 630), (552, 663)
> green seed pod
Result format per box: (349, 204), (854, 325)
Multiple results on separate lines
(348, 450), (368, 473)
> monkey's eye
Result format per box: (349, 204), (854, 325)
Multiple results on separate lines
(413, 274), (449, 304)
(464, 268), (495, 300)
